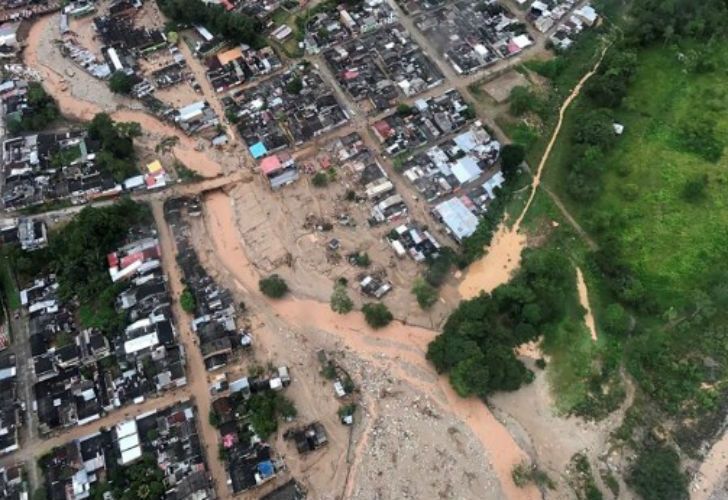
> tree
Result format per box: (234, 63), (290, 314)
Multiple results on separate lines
(362, 303), (393, 329)
(180, 288), (196, 313)
(330, 283), (353, 314)
(208, 410), (220, 427)
(603, 303), (630, 335)
(500, 143), (525, 180)
(682, 174), (708, 202)
(412, 278), (438, 309)
(628, 445), (688, 500)
(574, 110), (615, 150)
(396, 103), (413, 116)
(259, 274), (288, 298)
(109, 71), (135, 94)
(351, 252), (370, 267)
(286, 76), (303, 95)
(311, 171), (328, 187)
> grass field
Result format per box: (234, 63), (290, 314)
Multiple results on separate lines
(544, 45), (728, 309)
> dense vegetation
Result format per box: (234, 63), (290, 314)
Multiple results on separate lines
(157, 0), (263, 47)
(109, 71), (135, 95)
(7, 200), (151, 335)
(508, 0), (728, 497)
(88, 113), (142, 182)
(427, 247), (573, 397)
(627, 445), (688, 500)
(88, 454), (165, 500)
(6, 83), (59, 134)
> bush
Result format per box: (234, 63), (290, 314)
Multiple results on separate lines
(412, 278), (438, 309)
(330, 283), (354, 314)
(259, 275), (288, 298)
(362, 303), (393, 329)
(180, 288), (196, 313)
(628, 445), (688, 500)
(351, 252), (370, 267)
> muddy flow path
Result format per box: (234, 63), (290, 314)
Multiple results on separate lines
(459, 45), (610, 300)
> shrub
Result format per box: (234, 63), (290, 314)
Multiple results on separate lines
(180, 288), (196, 313)
(362, 303), (393, 329)
(351, 252), (370, 267)
(259, 275), (288, 298)
(330, 283), (354, 314)
(412, 278), (438, 309)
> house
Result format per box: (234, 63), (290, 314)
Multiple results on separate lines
(17, 218), (47, 251)
(433, 196), (479, 242)
(260, 153), (299, 189)
(0, 23), (20, 47)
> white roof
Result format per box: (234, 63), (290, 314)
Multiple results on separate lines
(512, 35), (533, 50)
(435, 197), (479, 241)
(115, 419), (137, 439)
(124, 332), (159, 354)
(120, 446), (142, 465)
(482, 171), (505, 199)
(452, 156), (481, 185)
(118, 433), (140, 452)
(454, 130), (479, 152)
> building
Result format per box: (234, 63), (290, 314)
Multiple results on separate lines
(433, 196), (479, 242)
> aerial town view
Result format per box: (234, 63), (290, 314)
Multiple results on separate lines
(0, 0), (726, 499)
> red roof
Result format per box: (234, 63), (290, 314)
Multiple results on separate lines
(343, 69), (359, 80)
(107, 252), (119, 268)
(260, 154), (282, 175)
(373, 120), (393, 138)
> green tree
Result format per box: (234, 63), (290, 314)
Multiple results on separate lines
(500, 143), (525, 180)
(509, 86), (533, 116)
(412, 277), (438, 309)
(109, 71), (135, 94)
(330, 283), (354, 314)
(603, 303), (630, 335)
(574, 109), (615, 150)
(259, 274), (288, 298)
(311, 171), (328, 187)
(628, 445), (688, 500)
(180, 288), (196, 313)
(362, 303), (393, 329)
(286, 76), (303, 94)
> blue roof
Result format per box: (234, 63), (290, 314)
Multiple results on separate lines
(257, 460), (274, 478)
(250, 142), (268, 159)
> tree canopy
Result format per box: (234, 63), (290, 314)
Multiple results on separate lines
(427, 247), (573, 397)
(362, 303), (393, 329)
(157, 0), (263, 47)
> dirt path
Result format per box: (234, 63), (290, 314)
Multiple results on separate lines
(575, 267), (598, 341)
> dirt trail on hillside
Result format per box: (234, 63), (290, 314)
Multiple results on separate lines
(203, 191), (539, 500)
(576, 267), (598, 341)
(459, 45), (609, 298)
(24, 15), (223, 177)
